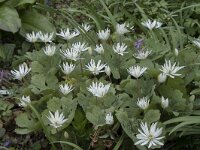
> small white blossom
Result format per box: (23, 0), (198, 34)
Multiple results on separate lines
(141, 19), (162, 30)
(127, 65), (147, 79)
(97, 28), (110, 40)
(161, 96), (169, 109)
(19, 95), (31, 107)
(157, 73), (167, 83)
(25, 31), (39, 42)
(59, 83), (73, 95)
(116, 23), (130, 35)
(56, 28), (79, 40)
(134, 50), (151, 60)
(38, 32), (54, 42)
(94, 44), (104, 54)
(72, 42), (89, 52)
(193, 38), (200, 48)
(60, 48), (81, 61)
(135, 122), (164, 148)
(60, 62), (75, 75)
(137, 97), (150, 110)
(160, 60), (185, 78)
(113, 43), (128, 56)
(105, 112), (114, 125)
(10, 63), (31, 80)
(43, 45), (56, 56)
(79, 23), (91, 32)
(87, 82), (110, 97)
(47, 110), (68, 128)
(104, 65), (111, 76)
(85, 59), (106, 75)
(174, 48), (179, 56)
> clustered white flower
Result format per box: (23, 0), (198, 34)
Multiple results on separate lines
(97, 28), (110, 40)
(135, 122), (164, 148)
(116, 23), (130, 35)
(134, 49), (151, 60)
(18, 95), (31, 107)
(25, 31), (54, 43)
(43, 45), (56, 56)
(105, 112), (114, 125)
(59, 83), (74, 95)
(47, 110), (68, 128)
(10, 62), (31, 80)
(26, 31), (38, 43)
(60, 62), (75, 75)
(94, 44), (104, 54)
(160, 60), (185, 78)
(87, 82), (110, 97)
(60, 48), (81, 61)
(72, 42), (89, 52)
(85, 59), (106, 75)
(137, 97), (150, 110)
(141, 19), (162, 30)
(113, 43), (128, 56)
(56, 28), (79, 40)
(127, 65), (147, 79)
(78, 23), (91, 32)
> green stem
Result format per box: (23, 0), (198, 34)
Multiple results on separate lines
(52, 141), (83, 150)
(113, 132), (125, 150)
(28, 104), (56, 149)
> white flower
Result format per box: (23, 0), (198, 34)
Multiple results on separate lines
(137, 97), (150, 110)
(134, 50), (151, 60)
(116, 23), (130, 35)
(161, 96), (169, 109)
(43, 45), (56, 56)
(87, 82), (110, 97)
(79, 23), (91, 32)
(97, 28), (110, 40)
(157, 73), (167, 83)
(85, 59), (106, 75)
(141, 19), (162, 30)
(127, 65), (147, 79)
(104, 65), (111, 76)
(19, 95), (31, 107)
(71, 42), (89, 52)
(47, 110), (68, 128)
(94, 44), (104, 54)
(174, 48), (179, 56)
(59, 83), (74, 95)
(38, 32), (54, 42)
(135, 122), (164, 148)
(60, 48), (81, 61)
(60, 62), (75, 75)
(56, 29), (79, 40)
(105, 112), (114, 125)
(160, 60), (185, 78)
(193, 38), (200, 48)
(10, 63), (31, 80)
(113, 43), (128, 56)
(25, 31), (39, 42)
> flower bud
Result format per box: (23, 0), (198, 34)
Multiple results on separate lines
(105, 112), (114, 125)
(157, 73), (167, 83)
(174, 48), (179, 56)
(88, 47), (92, 55)
(161, 96), (169, 109)
(105, 66), (111, 76)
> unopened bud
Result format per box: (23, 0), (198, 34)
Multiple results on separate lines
(158, 73), (167, 83)
(174, 48), (179, 56)
(88, 47), (92, 55)
(105, 66), (111, 76)
(161, 96), (169, 109)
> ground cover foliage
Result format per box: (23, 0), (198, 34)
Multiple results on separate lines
(1, 0), (200, 149)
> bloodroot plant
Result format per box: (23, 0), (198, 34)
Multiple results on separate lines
(11, 19), (196, 149)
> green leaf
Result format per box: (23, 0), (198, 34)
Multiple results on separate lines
(20, 9), (55, 36)
(0, 6), (21, 33)
(17, 0), (36, 6)
(144, 109), (161, 124)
